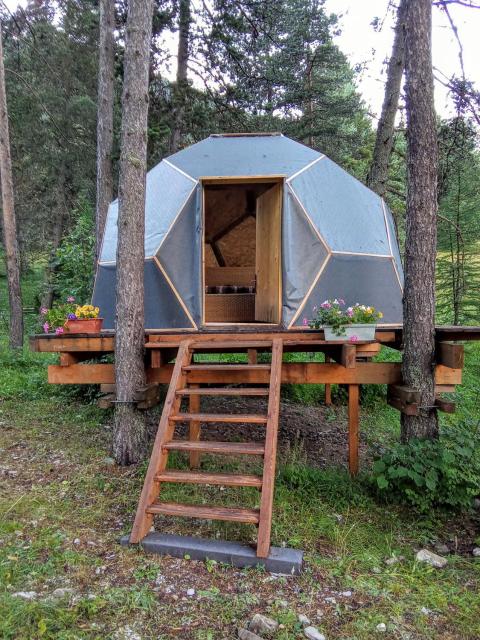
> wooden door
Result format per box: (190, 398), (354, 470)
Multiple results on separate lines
(255, 182), (282, 323)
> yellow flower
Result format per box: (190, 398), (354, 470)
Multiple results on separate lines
(378, 312), (383, 319)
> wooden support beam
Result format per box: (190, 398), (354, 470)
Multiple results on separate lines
(135, 384), (162, 409)
(348, 384), (359, 475)
(387, 384), (421, 404)
(435, 398), (456, 413)
(324, 355), (332, 406)
(247, 349), (258, 365)
(150, 350), (163, 369)
(60, 353), (79, 366)
(47, 362), (463, 386)
(436, 342), (464, 369)
(387, 396), (419, 415)
(341, 344), (356, 369)
(188, 384), (201, 469)
(31, 336), (114, 352)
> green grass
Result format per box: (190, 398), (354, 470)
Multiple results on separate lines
(1, 269), (480, 638)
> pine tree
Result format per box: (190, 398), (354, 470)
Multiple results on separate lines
(114, 0), (154, 465)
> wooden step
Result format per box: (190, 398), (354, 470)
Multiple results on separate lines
(163, 440), (265, 455)
(183, 364), (271, 372)
(146, 502), (260, 524)
(155, 470), (263, 487)
(171, 412), (268, 424)
(176, 387), (269, 397)
(191, 341), (273, 350)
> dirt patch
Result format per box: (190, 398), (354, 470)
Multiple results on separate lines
(147, 394), (366, 471)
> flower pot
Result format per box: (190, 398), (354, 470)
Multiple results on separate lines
(65, 318), (103, 334)
(323, 323), (376, 342)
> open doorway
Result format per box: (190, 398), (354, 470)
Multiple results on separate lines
(202, 178), (282, 325)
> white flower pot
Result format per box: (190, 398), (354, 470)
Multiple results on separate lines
(323, 323), (376, 342)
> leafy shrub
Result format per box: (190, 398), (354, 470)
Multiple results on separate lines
(371, 422), (480, 512)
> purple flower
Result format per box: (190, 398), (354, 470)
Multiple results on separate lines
(67, 296), (75, 302)
(55, 326), (64, 335)
(320, 301), (331, 309)
(338, 299), (345, 306)
(347, 308), (354, 318)
(40, 307), (48, 315)
(43, 322), (50, 333)
(349, 335), (359, 343)
(303, 317), (308, 326)
(67, 313), (77, 320)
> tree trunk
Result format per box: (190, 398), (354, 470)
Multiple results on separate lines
(367, 0), (407, 199)
(401, 0), (438, 442)
(41, 162), (68, 309)
(0, 22), (23, 348)
(170, 0), (190, 154)
(95, 0), (115, 264)
(114, 0), (153, 465)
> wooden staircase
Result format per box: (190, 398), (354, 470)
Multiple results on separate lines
(130, 338), (283, 557)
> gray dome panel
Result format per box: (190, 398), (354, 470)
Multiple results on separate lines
(282, 186), (328, 327)
(158, 186), (202, 326)
(297, 254), (403, 326)
(291, 157), (390, 255)
(167, 134), (320, 179)
(99, 160), (196, 262)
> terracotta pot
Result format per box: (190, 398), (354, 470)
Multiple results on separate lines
(66, 318), (103, 334)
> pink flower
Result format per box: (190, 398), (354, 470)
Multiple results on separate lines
(67, 296), (75, 302)
(303, 317), (308, 326)
(40, 307), (48, 315)
(338, 299), (345, 306)
(43, 322), (50, 333)
(349, 335), (359, 342)
(55, 327), (64, 335)
(320, 301), (331, 309)
(347, 308), (354, 318)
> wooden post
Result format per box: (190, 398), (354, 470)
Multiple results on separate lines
(248, 349), (258, 365)
(189, 384), (201, 469)
(348, 384), (359, 475)
(325, 355), (332, 405)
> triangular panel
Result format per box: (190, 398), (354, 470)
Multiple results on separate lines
(168, 134), (320, 179)
(92, 260), (194, 330)
(282, 186), (328, 327)
(294, 254), (403, 326)
(291, 157), (390, 255)
(158, 186), (201, 326)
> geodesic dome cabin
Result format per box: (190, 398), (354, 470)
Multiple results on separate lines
(93, 133), (404, 330)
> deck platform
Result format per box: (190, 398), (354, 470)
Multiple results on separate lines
(29, 325), (477, 475)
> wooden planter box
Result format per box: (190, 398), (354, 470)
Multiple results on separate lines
(205, 294), (255, 323)
(66, 318), (104, 334)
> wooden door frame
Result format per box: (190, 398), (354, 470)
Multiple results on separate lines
(200, 177), (284, 328)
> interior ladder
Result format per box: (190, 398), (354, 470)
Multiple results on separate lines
(129, 337), (283, 558)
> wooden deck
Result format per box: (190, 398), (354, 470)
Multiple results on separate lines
(29, 325), (478, 476)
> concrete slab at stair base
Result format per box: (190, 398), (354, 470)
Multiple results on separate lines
(120, 533), (303, 575)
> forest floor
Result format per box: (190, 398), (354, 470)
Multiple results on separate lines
(1, 277), (480, 639)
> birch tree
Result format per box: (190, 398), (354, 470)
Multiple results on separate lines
(96, 0), (115, 262)
(114, 0), (153, 465)
(0, 21), (23, 348)
(401, 0), (439, 442)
